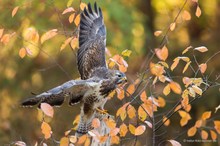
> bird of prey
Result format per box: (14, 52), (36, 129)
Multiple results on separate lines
(21, 2), (127, 136)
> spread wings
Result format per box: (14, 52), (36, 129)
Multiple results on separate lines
(21, 80), (97, 107)
(77, 2), (107, 80)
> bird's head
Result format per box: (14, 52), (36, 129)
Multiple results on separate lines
(108, 70), (127, 84)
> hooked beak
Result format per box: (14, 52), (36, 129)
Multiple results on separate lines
(117, 76), (127, 84)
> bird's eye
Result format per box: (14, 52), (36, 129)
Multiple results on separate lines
(117, 74), (122, 78)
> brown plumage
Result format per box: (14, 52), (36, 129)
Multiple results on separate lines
(21, 2), (127, 136)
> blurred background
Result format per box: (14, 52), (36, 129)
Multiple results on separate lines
(0, 0), (220, 145)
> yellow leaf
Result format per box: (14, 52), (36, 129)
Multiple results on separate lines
(168, 140), (181, 146)
(179, 110), (191, 126)
(182, 46), (192, 54)
(158, 97), (166, 107)
(171, 58), (180, 71)
(67, 0), (74, 7)
(201, 111), (211, 121)
(62, 7), (75, 15)
(210, 130), (217, 140)
(154, 30), (162, 37)
(159, 61), (169, 68)
(0, 29), (4, 39)
(127, 105), (136, 119)
(60, 137), (69, 146)
(155, 45), (168, 61)
(196, 6), (202, 17)
(72, 114), (80, 130)
(70, 37), (78, 50)
(183, 61), (191, 73)
(199, 63), (207, 74)
(163, 116), (170, 126)
(214, 120), (220, 134)
(41, 122), (52, 139)
(105, 118), (116, 129)
(201, 130), (208, 140)
(192, 85), (202, 95)
(188, 126), (197, 137)
(121, 49), (132, 57)
(188, 87), (196, 97)
(150, 62), (164, 76)
(138, 106), (147, 121)
(135, 125), (146, 136)
(170, 22), (176, 31)
(92, 118), (100, 128)
(195, 120), (202, 128)
(182, 10), (191, 21)
(19, 48), (26, 58)
(41, 29), (58, 44)
(60, 37), (73, 51)
(110, 136), (119, 145)
(68, 13), (75, 23)
(12, 6), (19, 17)
(40, 103), (54, 118)
(178, 56), (190, 62)
(169, 81), (182, 94)
(80, 2), (87, 10)
(128, 124), (135, 135)
(126, 84), (135, 95)
(163, 84), (170, 96)
(194, 46), (208, 52)
(74, 14), (80, 26)
(119, 123), (128, 137)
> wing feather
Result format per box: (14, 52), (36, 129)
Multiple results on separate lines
(78, 2), (107, 80)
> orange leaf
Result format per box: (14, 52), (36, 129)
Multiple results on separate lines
(12, 6), (19, 17)
(80, 2), (87, 10)
(158, 97), (166, 107)
(210, 130), (217, 140)
(179, 110), (191, 126)
(119, 123), (128, 137)
(195, 120), (202, 128)
(155, 46), (168, 61)
(196, 6), (202, 17)
(105, 118), (116, 129)
(168, 140), (181, 146)
(68, 13), (75, 23)
(163, 116), (170, 126)
(127, 105), (136, 119)
(127, 84), (135, 95)
(116, 88), (125, 100)
(192, 85), (202, 95)
(99, 135), (108, 143)
(182, 10), (191, 21)
(135, 125), (146, 136)
(0, 29), (4, 39)
(41, 29), (58, 44)
(119, 64), (127, 73)
(170, 22), (176, 31)
(74, 14), (80, 26)
(19, 48), (26, 58)
(92, 118), (100, 128)
(199, 63), (207, 73)
(128, 124), (135, 135)
(194, 46), (208, 52)
(150, 62), (164, 76)
(1, 34), (10, 45)
(201, 111), (211, 121)
(110, 136), (119, 145)
(84, 137), (91, 146)
(163, 84), (170, 96)
(169, 81), (182, 94)
(201, 130), (208, 140)
(187, 126), (197, 137)
(171, 58), (180, 71)
(41, 122), (52, 139)
(40, 103), (54, 118)
(214, 120), (220, 134)
(182, 46), (192, 54)
(154, 30), (162, 37)
(140, 91), (147, 103)
(62, 7), (75, 15)
(77, 135), (87, 144)
(60, 137), (69, 146)
(110, 128), (120, 136)
(182, 61), (191, 73)
(60, 37), (73, 51)
(138, 106), (147, 121)
(70, 37), (78, 50)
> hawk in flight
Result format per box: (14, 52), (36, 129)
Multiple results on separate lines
(21, 2), (127, 136)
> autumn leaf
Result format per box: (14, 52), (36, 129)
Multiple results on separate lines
(80, 2), (87, 10)
(84, 137), (91, 146)
(199, 63), (207, 73)
(60, 37), (73, 51)
(119, 123), (128, 137)
(135, 125), (146, 135)
(105, 118), (116, 129)
(192, 85), (202, 95)
(214, 120), (220, 134)
(150, 62), (164, 76)
(110, 136), (119, 145)
(14, 141), (26, 146)
(157, 97), (166, 107)
(201, 130), (208, 140)
(60, 137), (69, 146)
(110, 128), (120, 136)
(182, 61), (191, 73)
(126, 84), (135, 95)
(19, 48), (26, 58)
(41, 29), (58, 44)
(215, 105), (220, 113)
(77, 135), (87, 144)
(188, 87), (196, 97)
(62, 7), (75, 15)
(155, 45), (168, 61)
(179, 110), (191, 126)
(169, 81), (182, 94)
(188, 126), (197, 137)
(210, 130), (217, 140)
(92, 118), (100, 128)
(154, 30), (162, 37)
(171, 58), (180, 71)
(41, 122), (52, 139)
(201, 111), (211, 120)
(121, 49), (132, 57)
(0, 29), (4, 39)
(70, 37), (78, 50)
(69, 13), (75, 23)
(168, 140), (182, 146)
(116, 88), (125, 100)
(40, 103), (54, 118)
(178, 56), (190, 62)
(140, 91), (147, 103)
(196, 6), (202, 17)
(72, 114), (80, 130)
(138, 106), (147, 121)
(163, 84), (170, 96)
(1, 34), (10, 45)
(182, 10), (191, 21)
(67, 0), (74, 7)
(194, 46), (208, 52)
(195, 120), (202, 128)
(182, 46), (192, 54)
(12, 6), (19, 17)
(127, 105), (136, 119)
(163, 116), (170, 126)
(170, 22), (176, 31)
(74, 14), (80, 26)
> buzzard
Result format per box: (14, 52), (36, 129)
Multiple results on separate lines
(21, 2), (127, 136)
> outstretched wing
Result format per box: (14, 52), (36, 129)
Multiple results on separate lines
(78, 2), (107, 80)
(21, 80), (96, 107)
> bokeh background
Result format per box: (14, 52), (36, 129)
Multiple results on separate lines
(0, 0), (220, 145)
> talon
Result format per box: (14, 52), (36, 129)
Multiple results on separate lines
(96, 108), (108, 115)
